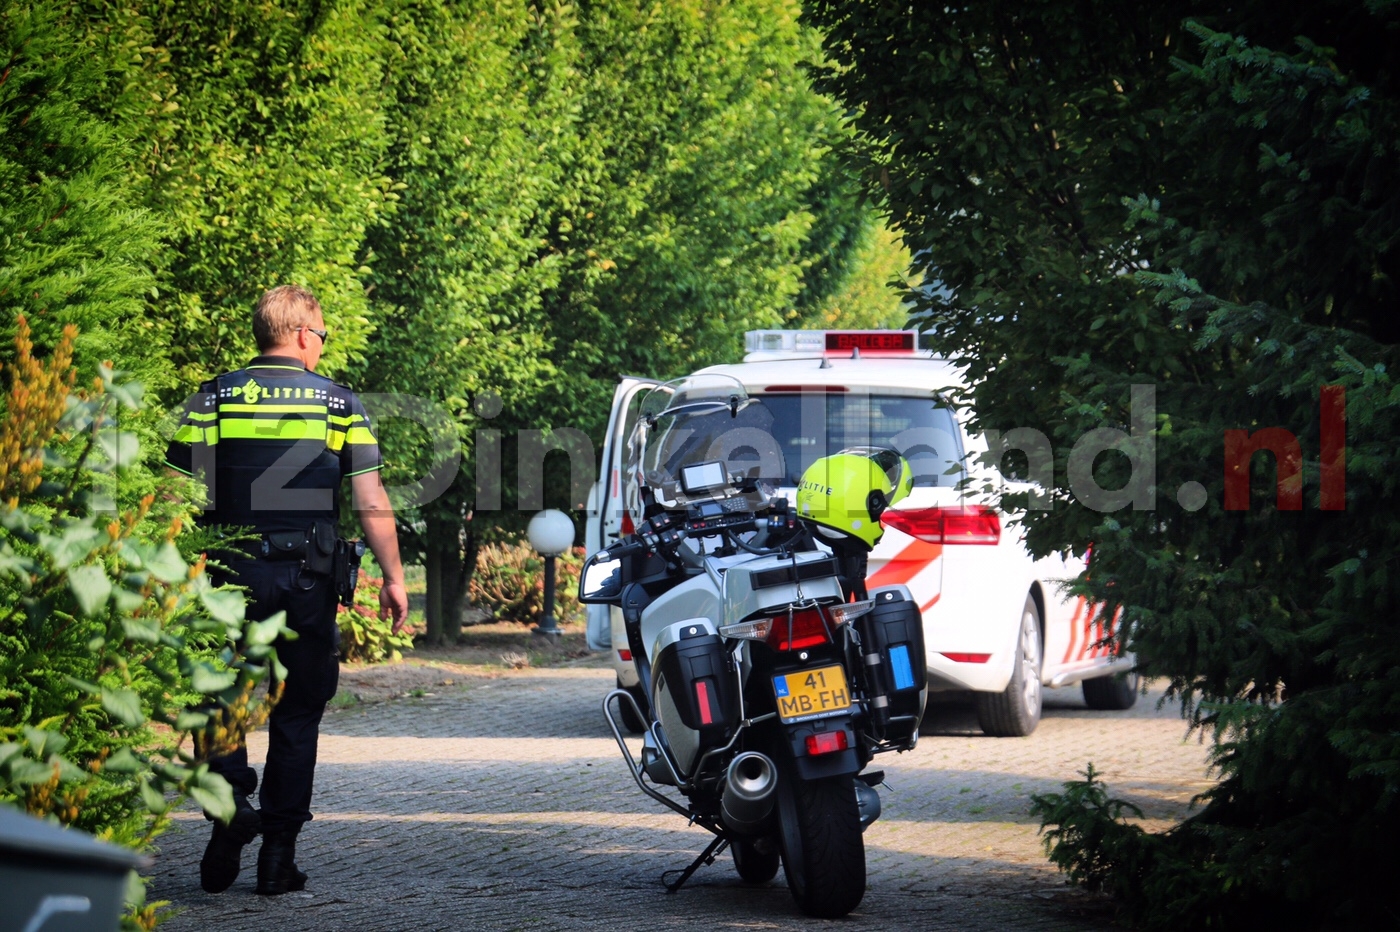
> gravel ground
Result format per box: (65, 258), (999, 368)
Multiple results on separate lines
(147, 660), (1211, 931)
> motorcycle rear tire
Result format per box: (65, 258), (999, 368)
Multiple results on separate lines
(731, 837), (780, 884)
(776, 774), (866, 917)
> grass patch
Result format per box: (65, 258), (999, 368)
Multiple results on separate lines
(328, 690), (361, 709)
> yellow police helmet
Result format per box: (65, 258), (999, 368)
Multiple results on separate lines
(840, 445), (914, 508)
(796, 448), (910, 549)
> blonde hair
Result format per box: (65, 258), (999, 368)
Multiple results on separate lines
(253, 284), (322, 351)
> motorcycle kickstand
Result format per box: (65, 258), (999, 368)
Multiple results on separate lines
(663, 834), (730, 893)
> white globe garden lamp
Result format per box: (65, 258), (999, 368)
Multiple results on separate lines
(527, 509), (575, 637)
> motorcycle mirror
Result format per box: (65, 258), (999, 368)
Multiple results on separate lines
(579, 552), (625, 603)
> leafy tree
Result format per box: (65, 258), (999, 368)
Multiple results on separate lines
(544, 0), (863, 432)
(355, 0), (576, 642)
(804, 0), (1399, 926)
(803, 220), (913, 329)
(359, 0), (878, 641)
(1, 0), (194, 583)
(105, 0), (396, 388)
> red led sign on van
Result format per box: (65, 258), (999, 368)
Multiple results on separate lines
(824, 331), (916, 352)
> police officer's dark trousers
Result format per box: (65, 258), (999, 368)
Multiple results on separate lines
(209, 557), (340, 835)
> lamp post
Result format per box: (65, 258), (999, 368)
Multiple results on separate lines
(527, 509), (575, 638)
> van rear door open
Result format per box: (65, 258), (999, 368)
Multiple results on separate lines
(585, 377), (659, 650)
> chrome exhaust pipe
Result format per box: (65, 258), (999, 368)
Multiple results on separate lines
(721, 751), (778, 835)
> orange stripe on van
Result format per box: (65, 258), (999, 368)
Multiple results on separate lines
(920, 593), (941, 615)
(1095, 605), (1118, 658)
(1062, 597), (1085, 664)
(1091, 605), (1105, 658)
(867, 540), (942, 589)
(1078, 603), (1100, 661)
(1096, 606), (1124, 658)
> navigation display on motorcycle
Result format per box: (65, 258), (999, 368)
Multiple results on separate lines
(680, 461), (728, 494)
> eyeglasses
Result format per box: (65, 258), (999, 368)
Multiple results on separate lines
(299, 327), (329, 345)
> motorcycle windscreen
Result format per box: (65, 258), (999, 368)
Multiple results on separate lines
(632, 375), (775, 510)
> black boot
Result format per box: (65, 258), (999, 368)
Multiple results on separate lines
(200, 795), (261, 894)
(256, 830), (307, 895)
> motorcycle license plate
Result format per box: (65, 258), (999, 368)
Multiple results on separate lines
(773, 665), (851, 723)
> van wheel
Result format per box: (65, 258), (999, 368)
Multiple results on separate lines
(616, 676), (647, 734)
(1082, 671), (1140, 710)
(975, 595), (1043, 737)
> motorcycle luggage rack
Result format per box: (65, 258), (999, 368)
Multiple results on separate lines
(602, 689), (698, 821)
(602, 689), (739, 893)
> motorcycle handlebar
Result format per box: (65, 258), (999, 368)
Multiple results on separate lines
(603, 513), (767, 562)
(598, 538), (648, 562)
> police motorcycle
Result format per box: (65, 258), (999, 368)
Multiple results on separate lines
(578, 375), (929, 918)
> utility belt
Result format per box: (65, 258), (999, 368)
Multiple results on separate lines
(258, 521), (366, 606)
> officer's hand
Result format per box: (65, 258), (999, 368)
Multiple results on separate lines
(380, 580), (410, 633)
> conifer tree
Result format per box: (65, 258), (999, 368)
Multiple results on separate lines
(0, 2), (165, 389)
(804, 0), (1400, 925)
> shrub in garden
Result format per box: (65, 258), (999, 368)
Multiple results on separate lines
(336, 574), (412, 664)
(468, 540), (584, 625)
(0, 321), (280, 928)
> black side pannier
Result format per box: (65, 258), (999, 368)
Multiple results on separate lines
(652, 624), (739, 741)
(856, 585), (927, 748)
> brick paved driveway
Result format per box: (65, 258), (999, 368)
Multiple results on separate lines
(150, 665), (1211, 931)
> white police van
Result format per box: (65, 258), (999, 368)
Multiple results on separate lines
(585, 330), (1137, 737)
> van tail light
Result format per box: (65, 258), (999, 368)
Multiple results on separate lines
(621, 512), (635, 535)
(765, 607), (832, 651)
(881, 505), (1001, 545)
(805, 729), (849, 756)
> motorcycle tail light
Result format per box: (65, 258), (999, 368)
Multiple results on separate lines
(617, 649), (632, 663)
(881, 505), (1001, 545)
(805, 729), (849, 756)
(766, 607), (831, 651)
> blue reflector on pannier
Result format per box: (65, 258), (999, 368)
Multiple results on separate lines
(890, 645), (916, 691)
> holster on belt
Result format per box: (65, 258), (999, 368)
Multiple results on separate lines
(334, 538), (367, 606)
(260, 521), (337, 577)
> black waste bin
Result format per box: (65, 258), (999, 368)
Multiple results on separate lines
(0, 806), (148, 932)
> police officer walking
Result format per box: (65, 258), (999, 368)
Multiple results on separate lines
(165, 284), (410, 895)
